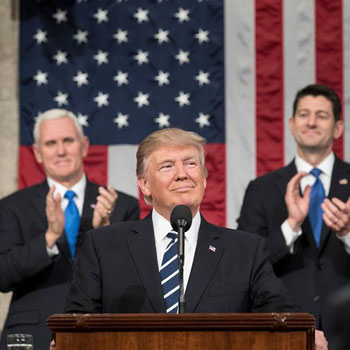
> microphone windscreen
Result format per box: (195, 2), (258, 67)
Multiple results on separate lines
(170, 205), (192, 232)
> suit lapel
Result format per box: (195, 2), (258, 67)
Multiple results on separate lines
(185, 217), (224, 312)
(127, 214), (165, 312)
(32, 181), (49, 221)
(319, 157), (350, 250)
(276, 161), (297, 197)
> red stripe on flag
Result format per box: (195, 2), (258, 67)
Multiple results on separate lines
(315, 0), (344, 159)
(138, 144), (226, 227)
(255, 0), (284, 176)
(18, 145), (108, 188)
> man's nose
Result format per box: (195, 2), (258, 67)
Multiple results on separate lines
(175, 163), (188, 179)
(56, 141), (66, 155)
(307, 113), (317, 126)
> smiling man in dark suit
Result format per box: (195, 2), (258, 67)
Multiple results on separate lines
(64, 127), (327, 350)
(237, 84), (350, 349)
(0, 109), (140, 350)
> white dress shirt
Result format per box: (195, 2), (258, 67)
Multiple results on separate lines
(281, 153), (350, 253)
(152, 208), (200, 293)
(46, 174), (87, 256)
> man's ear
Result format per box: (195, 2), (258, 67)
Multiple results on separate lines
(334, 120), (344, 140)
(33, 144), (43, 164)
(82, 136), (89, 158)
(137, 176), (151, 197)
(288, 116), (295, 135)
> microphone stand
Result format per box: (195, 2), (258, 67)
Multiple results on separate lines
(177, 219), (186, 313)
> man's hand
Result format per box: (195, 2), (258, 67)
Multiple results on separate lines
(285, 172), (311, 231)
(321, 196), (350, 236)
(92, 185), (118, 228)
(315, 330), (328, 350)
(45, 185), (65, 248)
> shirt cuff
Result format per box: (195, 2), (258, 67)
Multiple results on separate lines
(281, 220), (302, 254)
(336, 232), (350, 255)
(46, 244), (59, 257)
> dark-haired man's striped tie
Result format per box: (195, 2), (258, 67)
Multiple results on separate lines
(160, 231), (179, 313)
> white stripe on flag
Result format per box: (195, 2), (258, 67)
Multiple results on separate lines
(108, 145), (139, 198)
(225, 0), (256, 228)
(283, 0), (315, 165)
(344, 0), (350, 162)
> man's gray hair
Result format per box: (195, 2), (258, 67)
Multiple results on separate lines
(33, 109), (84, 144)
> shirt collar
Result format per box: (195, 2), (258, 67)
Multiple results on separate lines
(47, 174), (86, 200)
(295, 152), (334, 178)
(152, 208), (201, 244)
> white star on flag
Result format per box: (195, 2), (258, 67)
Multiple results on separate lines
(73, 71), (89, 87)
(155, 113), (170, 128)
(73, 29), (88, 44)
(175, 91), (190, 107)
(154, 28), (169, 44)
(93, 8), (109, 23)
(113, 29), (128, 44)
(114, 113), (129, 129)
(195, 112), (211, 127)
(77, 113), (89, 127)
(194, 29), (210, 44)
(154, 70), (170, 86)
(134, 92), (150, 108)
(54, 91), (69, 106)
(53, 50), (68, 65)
(94, 92), (109, 107)
(52, 9), (67, 24)
(114, 70), (129, 86)
(175, 49), (190, 65)
(33, 29), (47, 44)
(93, 50), (109, 65)
(195, 70), (210, 86)
(134, 50), (149, 65)
(174, 8), (190, 23)
(134, 8), (149, 23)
(33, 70), (48, 86)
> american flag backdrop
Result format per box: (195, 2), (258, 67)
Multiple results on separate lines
(18, 0), (350, 228)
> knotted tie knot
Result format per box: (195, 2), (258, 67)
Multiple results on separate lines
(65, 190), (76, 201)
(310, 168), (322, 179)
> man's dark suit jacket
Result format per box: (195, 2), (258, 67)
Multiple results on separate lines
(0, 179), (140, 350)
(64, 214), (299, 315)
(237, 157), (350, 340)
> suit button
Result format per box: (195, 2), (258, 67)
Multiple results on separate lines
(318, 263), (324, 270)
(313, 296), (320, 302)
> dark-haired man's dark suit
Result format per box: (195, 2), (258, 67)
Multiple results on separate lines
(64, 214), (299, 315)
(0, 179), (140, 350)
(237, 157), (350, 344)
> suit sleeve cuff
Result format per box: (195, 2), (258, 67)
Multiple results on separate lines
(46, 244), (59, 257)
(281, 220), (302, 254)
(336, 232), (350, 255)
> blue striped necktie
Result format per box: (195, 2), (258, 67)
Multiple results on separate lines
(64, 190), (80, 259)
(308, 168), (325, 247)
(160, 231), (179, 313)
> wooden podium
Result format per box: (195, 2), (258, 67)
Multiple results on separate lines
(47, 313), (314, 350)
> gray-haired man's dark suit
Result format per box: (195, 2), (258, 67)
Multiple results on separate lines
(0, 179), (139, 350)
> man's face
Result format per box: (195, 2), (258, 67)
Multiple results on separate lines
(138, 145), (207, 220)
(33, 117), (89, 186)
(289, 95), (344, 154)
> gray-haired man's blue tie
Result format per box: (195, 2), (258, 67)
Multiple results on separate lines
(64, 190), (80, 259)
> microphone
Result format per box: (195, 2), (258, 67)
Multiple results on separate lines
(170, 205), (192, 232)
(170, 205), (192, 314)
